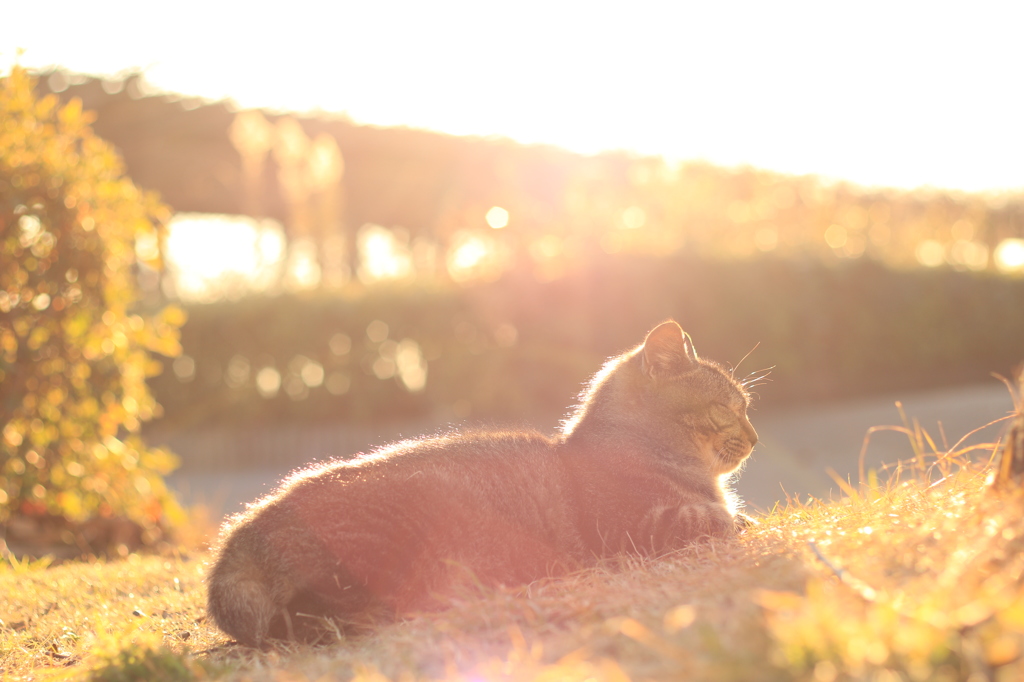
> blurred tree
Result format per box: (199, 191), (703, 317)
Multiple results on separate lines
(308, 132), (348, 287)
(228, 109), (274, 219)
(0, 66), (184, 536)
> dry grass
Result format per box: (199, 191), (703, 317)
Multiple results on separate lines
(3, 411), (1024, 681)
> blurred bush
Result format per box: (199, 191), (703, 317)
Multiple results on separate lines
(0, 67), (184, 538)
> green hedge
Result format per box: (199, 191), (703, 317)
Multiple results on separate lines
(147, 254), (1024, 431)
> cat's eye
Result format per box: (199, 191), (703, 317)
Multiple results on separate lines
(709, 403), (734, 428)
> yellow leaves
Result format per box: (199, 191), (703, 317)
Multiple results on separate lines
(3, 421), (25, 447)
(132, 305), (185, 358)
(12, 315), (31, 338)
(986, 634), (1020, 667)
(0, 327), (16, 362)
(997, 596), (1024, 632)
(111, 328), (128, 350)
(56, 488), (85, 520)
(71, 361), (91, 383)
(754, 589), (805, 612)
(613, 616), (692, 666)
(57, 96), (83, 129)
(755, 578), (952, 676)
(26, 325), (49, 350)
(0, 65), (183, 528)
(137, 445), (180, 477)
(143, 358), (165, 379)
(159, 304), (187, 328)
(349, 665), (394, 682)
(467, 627), (634, 682)
(63, 310), (91, 339)
(750, 475), (1024, 680)
(662, 604), (697, 633)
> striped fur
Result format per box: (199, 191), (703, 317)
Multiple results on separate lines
(207, 320), (757, 647)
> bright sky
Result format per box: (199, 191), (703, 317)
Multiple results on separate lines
(3, 0), (1022, 192)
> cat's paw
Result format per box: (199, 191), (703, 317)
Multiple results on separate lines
(733, 512), (758, 532)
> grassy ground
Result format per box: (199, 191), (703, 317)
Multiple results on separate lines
(3, 415), (1023, 681)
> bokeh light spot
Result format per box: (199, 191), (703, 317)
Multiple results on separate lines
(284, 238), (322, 291)
(357, 224), (415, 284)
(622, 206), (646, 229)
(300, 360), (324, 387)
(372, 357), (396, 380)
(366, 320), (390, 343)
(172, 356), (195, 382)
(256, 366), (281, 397)
(915, 240), (945, 268)
(446, 231), (505, 282)
(824, 224), (847, 249)
(396, 339), (427, 392)
(995, 238), (1024, 272)
(329, 333), (352, 355)
(486, 206), (509, 229)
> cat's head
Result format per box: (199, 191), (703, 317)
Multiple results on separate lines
(638, 321), (758, 474)
(564, 320), (758, 475)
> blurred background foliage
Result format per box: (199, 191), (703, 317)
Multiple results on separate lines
(5, 67), (1024, 471)
(148, 258), (1024, 436)
(0, 67), (184, 539)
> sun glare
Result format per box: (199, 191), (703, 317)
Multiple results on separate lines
(164, 214), (285, 301)
(449, 236), (488, 271)
(357, 224), (415, 284)
(621, 206), (646, 230)
(4, 3), (1024, 192)
(284, 238), (322, 291)
(995, 239), (1024, 273)
(915, 240), (945, 268)
(446, 231), (504, 283)
(485, 206), (509, 229)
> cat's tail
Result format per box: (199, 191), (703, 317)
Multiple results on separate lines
(206, 524), (289, 648)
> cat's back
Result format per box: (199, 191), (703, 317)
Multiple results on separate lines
(271, 428), (559, 499)
(234, 428), (579, 574)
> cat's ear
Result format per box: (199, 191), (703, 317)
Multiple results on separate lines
(641, 321), (699, 378)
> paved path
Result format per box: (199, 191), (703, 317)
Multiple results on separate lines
(734, 382), (1015, 510)
(168, 382), (1017, 521)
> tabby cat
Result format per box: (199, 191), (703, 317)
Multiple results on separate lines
(207, 321), (758, 647)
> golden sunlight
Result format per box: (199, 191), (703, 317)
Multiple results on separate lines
(915, 240), (945, 268)
(994, 238), (1024, 273)
(485, 206), (509, 229)
(948, 240), (989, 271)
(445, 231), (504, 283)
(621, 206), (646, 230)
(284, 238), (322, 291)
(5, 3), (1024, 192)
(357, 224), (415, 284)
(164, 213), (285, 301)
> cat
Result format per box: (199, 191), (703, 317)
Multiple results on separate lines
(206, 320), (758, 647)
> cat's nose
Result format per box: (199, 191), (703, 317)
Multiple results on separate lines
(743, 420), (758, 447)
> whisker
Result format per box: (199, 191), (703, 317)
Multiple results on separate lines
(742, 375), (774, 388)
(741, 366), (775, 385)
(730, 341), (761, 379)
